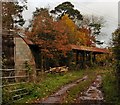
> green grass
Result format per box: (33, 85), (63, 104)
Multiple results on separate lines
(4, 66), (118, 104)
(2, 82), (30, 104)
(102, 67), (120, 105)
(14, 67), (102, 103)
(63, 71), (96, 103)
(14, 69), (88, 103)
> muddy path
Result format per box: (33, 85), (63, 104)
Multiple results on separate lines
(76, 75), (104, 104)
(40, 75), (88, 104)
(34, 74), (104, 104)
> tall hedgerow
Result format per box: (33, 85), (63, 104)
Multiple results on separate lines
(112, 28), (120, 97)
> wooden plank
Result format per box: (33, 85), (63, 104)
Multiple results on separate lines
(0, 69), (28, 71)
(9, 88), (26, 93)
(1, 75), (29, 79)
(1, 81), (29, 87)
(13, 92), (29, 99)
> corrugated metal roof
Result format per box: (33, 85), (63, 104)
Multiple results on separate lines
(22, 37), (34, 45)
(19, 36), (109, 54)
(18, 35), (34, 45)
(70, 44), (109, 54)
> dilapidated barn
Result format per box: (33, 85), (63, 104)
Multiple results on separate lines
(2, 30), (109, 85)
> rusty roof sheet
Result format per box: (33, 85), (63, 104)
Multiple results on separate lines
(18, 35), (34, 45)
(70, 44), (109, 54)
(22, 37), (34, 45)
(18, 35), (109, 54)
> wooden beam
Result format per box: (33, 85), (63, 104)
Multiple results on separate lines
(76, 50), (79, 65)
(93, 53), (96, 64)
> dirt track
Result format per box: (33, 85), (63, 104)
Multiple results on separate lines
(35, 75), (104, 104)
(40, 76), (88, 103)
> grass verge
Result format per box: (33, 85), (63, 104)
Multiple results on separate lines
(15, 67), (103, 104)
(63, 71), (96, 103)
(102, 67), (120, 105)
(14, 69), (88, 103)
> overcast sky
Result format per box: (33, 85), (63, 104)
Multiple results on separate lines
(22, 0), (119, 47)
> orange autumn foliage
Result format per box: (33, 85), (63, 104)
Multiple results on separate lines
(61, 14), (95, 46)
(61, 14), (78, 44)
(25, 10), (71, 58)
(77, 27), (95, 46)
(26, 10), (96, 59)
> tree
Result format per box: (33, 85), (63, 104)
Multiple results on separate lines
(61, 14), (78, 44)
(2, 1), (27, 69)
(77, 27), (94, 46)
(2, 1), (27, 29)
(50, 1), (83, 23)
(61, 14), (94, 46)
(26, 8), (71, 69)
(81, 15), (105, 46)
(112, 28), (120, 96)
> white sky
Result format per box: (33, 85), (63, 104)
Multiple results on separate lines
(22, 0), (119, 47)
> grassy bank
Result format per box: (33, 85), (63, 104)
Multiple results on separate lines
(102, 67), (120, 105)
